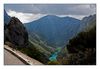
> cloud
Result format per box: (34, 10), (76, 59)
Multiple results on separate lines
(5, 4), (96, 15)
(5, 4), (96, 23)
(56, 15), (88, 20)
(7, 9), (88, 24)
(30, 4), (96, 15)
(7, 10), (47, 23)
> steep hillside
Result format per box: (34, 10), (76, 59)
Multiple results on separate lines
(4, 11), (52, 64)
(4, 17), (28, 47)
(24, 15), (81, 47)
(79, 14), (96, 32)
(57, 19), (96, 65)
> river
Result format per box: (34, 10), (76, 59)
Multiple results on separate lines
(49, 47), (61, 61)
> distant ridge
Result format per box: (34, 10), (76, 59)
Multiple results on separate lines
(24, 15), (81, 47)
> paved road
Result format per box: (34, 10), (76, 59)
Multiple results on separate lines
(4, 49), (25, 65)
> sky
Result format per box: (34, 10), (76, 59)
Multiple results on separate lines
(4, 4), (96, 23)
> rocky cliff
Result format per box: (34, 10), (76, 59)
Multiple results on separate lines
(4, 17), (28, 48)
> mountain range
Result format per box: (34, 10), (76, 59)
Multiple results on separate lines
(4, 10), (96, 48)
(4, 10), (96, 64)
(24, 15), (81, 47)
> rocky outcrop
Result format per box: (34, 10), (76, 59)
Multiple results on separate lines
(4, 17), (28, 47)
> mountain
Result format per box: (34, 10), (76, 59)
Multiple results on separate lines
(4, 10), (96, 64)
(57, 15), (96, 65)
(24, 15), (81, 47)
(4, 11), (52, 64)
(79, 14), (96, 32)
(4, 17), (28, 47)
(4, 10), (28, 47)
(4, 10), (11, 25)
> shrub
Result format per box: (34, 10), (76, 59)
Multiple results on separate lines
(48, 61), (60, 65)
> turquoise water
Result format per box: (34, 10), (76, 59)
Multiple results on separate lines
(49, 48), (61, 61)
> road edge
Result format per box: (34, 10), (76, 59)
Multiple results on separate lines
(4, 45), (43, 65)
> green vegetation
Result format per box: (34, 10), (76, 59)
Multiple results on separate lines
(66, 25), (96, 65)
(48, 61), (60, 65)
(67, 25), (96, 52)
(5, 25), (96, 65)
(16, 40), (50, 64)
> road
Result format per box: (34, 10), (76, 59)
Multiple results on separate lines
(4, 49), (25, 65)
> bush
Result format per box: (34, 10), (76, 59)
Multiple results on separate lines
(17, 41), (49, 64)
(66, 26), (96, 65)
(48, 61), (60, 65)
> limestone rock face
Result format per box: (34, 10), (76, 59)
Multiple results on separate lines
(5, 17), (28, 47)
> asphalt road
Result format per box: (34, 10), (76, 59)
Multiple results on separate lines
(4, 49), (25, 65)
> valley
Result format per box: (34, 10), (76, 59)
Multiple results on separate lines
(4, 9), (96, 65)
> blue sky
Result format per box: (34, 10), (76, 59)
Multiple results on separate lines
(4, 4), (96, 23)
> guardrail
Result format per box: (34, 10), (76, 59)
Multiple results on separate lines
(4, 45), (43, 65)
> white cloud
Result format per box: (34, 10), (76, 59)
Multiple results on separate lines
(55, 15), (88, 20)
(7, 9), (92, 24)
(7, 10), (47, 23)
(67, 15), (86, 20)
